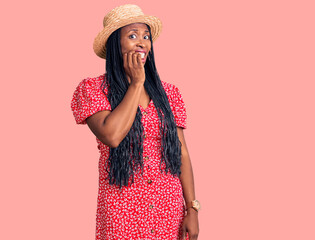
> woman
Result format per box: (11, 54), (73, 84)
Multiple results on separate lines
(71, 4), (200, 240)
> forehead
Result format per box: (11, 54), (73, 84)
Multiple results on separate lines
(121, 22), (149, 32)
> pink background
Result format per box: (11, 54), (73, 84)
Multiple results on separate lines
(1, 0), (314, 239)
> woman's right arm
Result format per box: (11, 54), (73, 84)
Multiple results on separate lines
(86, 51), (145, 148)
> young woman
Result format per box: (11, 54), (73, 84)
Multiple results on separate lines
(71, 4), (200, 240)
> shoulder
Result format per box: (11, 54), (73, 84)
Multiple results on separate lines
(161, 80), (180, 98)
(71, 74), (111, 125)
(75, 73), (107, 94)
(160, 80), (184, 102)
(161, 80), (177, 92)
(161, 80), (187, 128)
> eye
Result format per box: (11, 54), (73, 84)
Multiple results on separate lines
(129, 34), (150, 40)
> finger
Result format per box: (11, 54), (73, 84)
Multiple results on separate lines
(123, 53), (127, 69)
(132, 52), (138, 67)
(128, 51), (134, 68)
(137, 53), (144, 67)
(133, 52), (142, 67)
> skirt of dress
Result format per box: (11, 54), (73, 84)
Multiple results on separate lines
(95, 138), (189, 240)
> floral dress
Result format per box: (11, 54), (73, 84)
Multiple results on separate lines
(71, 73), (189, 240)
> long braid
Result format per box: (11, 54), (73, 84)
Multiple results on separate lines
(101, 25), (182, 189)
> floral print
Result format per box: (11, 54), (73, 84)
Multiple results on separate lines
(71, 73), (188, 239)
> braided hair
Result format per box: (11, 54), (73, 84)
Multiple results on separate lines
(101, 24), (182, 188)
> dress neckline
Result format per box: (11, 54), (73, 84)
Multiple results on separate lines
(139, 98), (153, 111)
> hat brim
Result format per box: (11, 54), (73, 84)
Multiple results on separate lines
(93, 15), (162, 59)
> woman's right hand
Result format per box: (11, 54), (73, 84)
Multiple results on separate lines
(123, 51), (145, 86)
(87, 50), (146, 148)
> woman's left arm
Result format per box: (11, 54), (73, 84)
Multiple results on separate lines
(177, 127), (199, 240)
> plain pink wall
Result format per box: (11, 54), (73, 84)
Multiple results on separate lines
(1, 0), (314, 239)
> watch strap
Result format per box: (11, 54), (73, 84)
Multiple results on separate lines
(185, 200), (200, 211)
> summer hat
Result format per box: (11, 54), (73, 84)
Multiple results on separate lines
(93, 4), (163, 59)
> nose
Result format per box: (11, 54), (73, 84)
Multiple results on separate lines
(137, 40), (145, 48)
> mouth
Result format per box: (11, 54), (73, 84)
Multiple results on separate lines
(135, 51), (146, 60)
(139, 52), (145, 59)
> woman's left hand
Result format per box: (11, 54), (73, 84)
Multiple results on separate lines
(181, 208), (199, 240)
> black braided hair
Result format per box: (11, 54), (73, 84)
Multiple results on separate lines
(101, 24), (182, 189)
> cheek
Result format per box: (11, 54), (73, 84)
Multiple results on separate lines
(120, 40), (134, 54)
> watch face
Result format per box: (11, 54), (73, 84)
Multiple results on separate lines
(192, 200), (201, 210)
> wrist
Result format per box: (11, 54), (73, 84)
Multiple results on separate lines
(185, 199), (201, 212)
(129, 81), (144, 88)
(186, 207), (198, 214)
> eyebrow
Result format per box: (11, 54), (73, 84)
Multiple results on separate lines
(128, 29), (150, 33)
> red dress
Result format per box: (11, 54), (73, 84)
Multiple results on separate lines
(71, 73), (189, 240)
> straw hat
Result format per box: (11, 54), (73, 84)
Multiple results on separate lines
(93, 4), (163, 59)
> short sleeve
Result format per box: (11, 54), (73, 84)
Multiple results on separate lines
(172, 86), (187, 129)
(70, 78), (112, 125)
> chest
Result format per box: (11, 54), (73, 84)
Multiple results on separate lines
(140, 100), (162, 139)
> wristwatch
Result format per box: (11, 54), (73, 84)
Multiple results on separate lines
(186, 200), (201, 212)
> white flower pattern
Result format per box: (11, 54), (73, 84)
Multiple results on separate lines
(71, 74), (188, 239)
